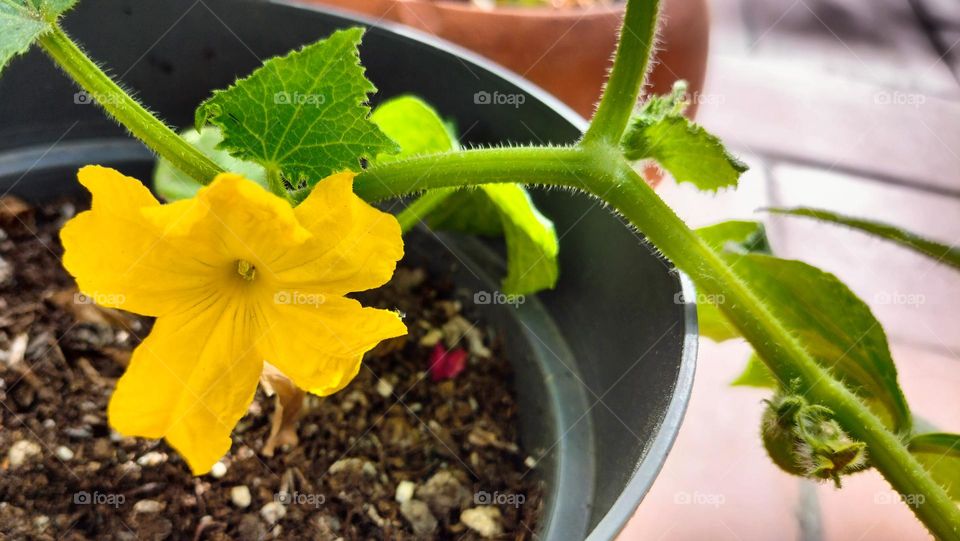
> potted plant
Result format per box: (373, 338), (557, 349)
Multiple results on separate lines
(0, 0), (694, 538)
(1, 0), (958, 540)
(309, 0), (710, 118)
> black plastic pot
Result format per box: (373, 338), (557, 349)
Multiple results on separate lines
(0, 1), (697, 539)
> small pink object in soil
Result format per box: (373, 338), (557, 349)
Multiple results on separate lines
(428, 343), (468, 382)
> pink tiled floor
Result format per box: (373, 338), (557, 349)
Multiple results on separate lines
(620, 0), (960, 539)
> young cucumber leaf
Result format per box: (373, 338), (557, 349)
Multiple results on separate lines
(728, 254), (911, 432)
(696, 220), (772, 255)
(694, 220), (910, 432)
(0, 0), (76, 73)
(731, 353), (778, 388)
(621, 81), (747, 192)
(370, 95), (458, 163)
(371, 95), (559, 295)
(908, 433), (960, 500)
(195, 27), (396, 189)
(694, 220), (770, 342)
(153, 126), (266, 201)
(768, 207), (960, 271)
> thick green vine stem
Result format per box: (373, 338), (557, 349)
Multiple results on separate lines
(37, 25), (224, 184)
(581, 0), (660, 144)
(356, 148), (960, 540)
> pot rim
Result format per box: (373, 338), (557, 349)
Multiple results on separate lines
(396, 0), (624, 19)
(314, 0), (624, 19)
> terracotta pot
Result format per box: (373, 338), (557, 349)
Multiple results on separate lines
(311, 0), (710, 119)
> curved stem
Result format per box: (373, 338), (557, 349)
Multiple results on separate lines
(37, 25), (224, 184)
(359, 147), (960, 540)
(355, 146), (595, 202)
(581, 0), (660, 144)
(599, 164), (960, 540)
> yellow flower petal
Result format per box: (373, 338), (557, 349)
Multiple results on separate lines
(108, 297), (263, 474)
(259, 294), (406, 396)
(272, 172), (404, 295)
(60, 166), (216, 316)
(142, 174), (312, 277)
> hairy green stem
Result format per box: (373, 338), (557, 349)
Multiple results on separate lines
(581, 0), (660, 144)
(265, 166), (293, 201)
(355, 147), (595, 201)
(358, 147), (960, 539)
(37, 26), (224, 183)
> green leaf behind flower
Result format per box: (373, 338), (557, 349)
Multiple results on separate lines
(371, 95), (559, 295)
(195, 27), (396, 189)
(0, 0), (76, 73)
(152, 126), (266, 201)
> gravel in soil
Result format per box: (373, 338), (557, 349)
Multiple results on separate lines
(0, 196), (542, 540)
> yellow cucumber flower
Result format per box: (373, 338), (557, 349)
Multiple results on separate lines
(60, 166), (406, 474)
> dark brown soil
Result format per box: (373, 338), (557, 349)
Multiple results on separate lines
(0, 196), (542, 540)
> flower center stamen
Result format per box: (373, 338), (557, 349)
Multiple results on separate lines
(236, 260), (257, 281)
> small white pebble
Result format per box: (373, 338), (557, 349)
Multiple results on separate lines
(418, 328), (444, 347)
(230, 485), (252, 508)
(55, 446), (74, 461)
(395, 480), (416, 504)
(133, 500), (163, 514)
(375, 379), (394, 398)
(136, 451), (167, 467)
(461, 506), (503, 538)
(33, 515), (50, 532)
(210, 461), (228, 478)
(8, 440), (42, 468)
(260, 501), (286, 524)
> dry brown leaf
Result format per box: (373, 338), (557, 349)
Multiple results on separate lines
(260, 363), (305, 457)
(0, 195), (35, 232)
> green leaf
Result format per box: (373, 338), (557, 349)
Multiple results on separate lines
(732, 254), (911, 432)
(695, 219), (909, 431)
(152, 126), (266, 201)
(697, 220), (771, 255)
(909, 433), (960, 500)
(426, 190), (504, 236)
(482, 184), (559, 295)
(768, 207), (960, 271)
(731, 354), (778, 388)
(195, 27), (396, 189)
(0, 0), (76, 73)
(369, 95), (457, 163)
(621, 81), (747, 191)
(694, 220), (769, 342)
(370, 95), (560, 295)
